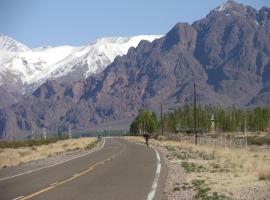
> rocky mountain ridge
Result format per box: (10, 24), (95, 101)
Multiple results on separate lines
(0, 35), (161, 107)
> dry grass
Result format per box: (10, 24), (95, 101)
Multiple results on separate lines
(124, 136), (270, 199)
(258, 169), (270, 181)
(0, 138), (98, 168)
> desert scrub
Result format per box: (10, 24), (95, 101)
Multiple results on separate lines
(198, 151), (215, 160)
(258, 169), (270, 181)
(181, 182), (192, 190)
(0, 137), (67, 149)
(209, 160), (232, 173)
(182, 161), (206, 173)
(173, 182), (181, 192)
(0, 137), (97, 168)
(192, 179), (226, 200)
(124, 136), (270, 199)
(84, 138), (100, 150)
(165, 146), (176, 152)
(171, 147), (215, 161)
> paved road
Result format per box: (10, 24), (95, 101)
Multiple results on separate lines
(0, 138), (165, 200)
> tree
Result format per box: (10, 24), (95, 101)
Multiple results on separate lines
(129, 109), (158, 135)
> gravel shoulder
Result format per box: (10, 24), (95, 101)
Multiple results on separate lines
(124, 136), (270, 200)
(158, 146), (195, 200)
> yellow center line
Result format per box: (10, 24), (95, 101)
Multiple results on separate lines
(21, 146), (126, 200)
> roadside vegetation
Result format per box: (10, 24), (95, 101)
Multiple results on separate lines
(84, 138), (101, 150)
(129, 108), (158, 135)
(0, 137), (68, 149)
(130, 106), (270, 135)
(0, 137), (100, 168)
(125, 136), (270, 200)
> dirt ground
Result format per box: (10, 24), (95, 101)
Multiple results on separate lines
(125, 136), (270, 200)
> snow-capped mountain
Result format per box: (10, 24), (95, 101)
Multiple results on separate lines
(0, 34), (162, 96)
(0, 34), (30, 52)
(0, 35), (30, 73)
(28, 35), (162, 92)
(0, 45), (79, 87)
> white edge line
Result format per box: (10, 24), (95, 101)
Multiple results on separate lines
(147, 148), (161, 200)
(0, 138), (106, 181)
(113, 138), (162, 200)
(12, 196), (24, 200)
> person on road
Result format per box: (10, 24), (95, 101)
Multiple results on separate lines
(143, 133), (150, 147)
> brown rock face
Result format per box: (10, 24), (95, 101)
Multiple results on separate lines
(72, 82), (84, 103)
(1, 1), (270, 139)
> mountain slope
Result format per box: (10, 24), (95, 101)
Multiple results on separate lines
(0, 35), (162, 105)
(0, 1), (270, 139)
(193, 0), (270, 105)
(0, 34), (30, 52)
(27, 35), (162, 92)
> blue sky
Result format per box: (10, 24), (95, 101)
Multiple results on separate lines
(0, 0), (269, 48)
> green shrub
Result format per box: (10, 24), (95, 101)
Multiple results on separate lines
(191, 179), (225, 200)
(182, 162), (206, 173)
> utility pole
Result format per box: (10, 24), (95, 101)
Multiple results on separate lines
(244, 117), (248, 149)
(194, 83), (197, 145)
(4, 130), (6, 140)
(164, 114), (166, 135)
(30, 120), (33, 139)
(43, 127), (47, 140)
(68, 124), (71, 139)
(160, 102), (164, 135)
(22, 119), (25, 132)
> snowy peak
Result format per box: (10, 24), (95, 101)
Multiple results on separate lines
(214, 0), (246, 14)
(29, 35), (162, 90)
(0, 34), (163, 95)
(84, 35), (161, 76)
(0, 34), (30, 52)
(211, 1), (270, 26)
(1, 45), (79, 85)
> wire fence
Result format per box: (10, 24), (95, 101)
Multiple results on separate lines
(165, 134), (247, 148)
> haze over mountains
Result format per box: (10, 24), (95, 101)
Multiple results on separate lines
(0, 0), (270, 139)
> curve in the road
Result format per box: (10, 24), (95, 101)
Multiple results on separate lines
(1, 138), (164, 200)
(0, 138), (106, 182)
(20, 143), (126, 200)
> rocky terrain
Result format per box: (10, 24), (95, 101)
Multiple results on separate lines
(125, 136), (270, 200)
(0, 35), (161, 107)
(0, 1), (270, 139)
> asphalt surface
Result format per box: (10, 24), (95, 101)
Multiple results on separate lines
(0, 138), (165, 200)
